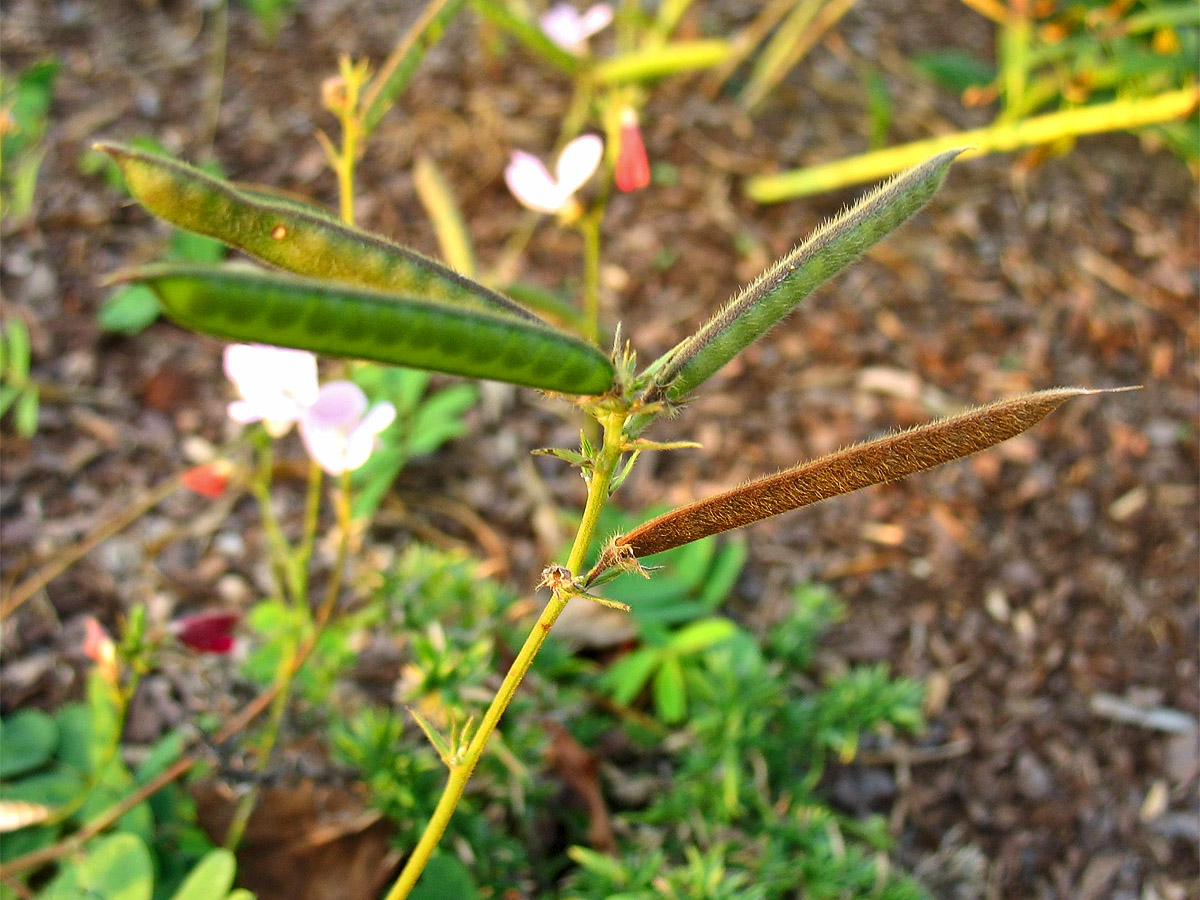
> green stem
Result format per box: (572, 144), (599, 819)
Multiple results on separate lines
(383, 410), (629, 900)
(251, 438), (299, 605)
(295, 461), (324, 615)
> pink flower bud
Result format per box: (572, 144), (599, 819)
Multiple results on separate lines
(615, 109), (650, 193)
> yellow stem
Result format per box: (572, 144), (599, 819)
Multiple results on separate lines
(383, 410), (628, 900)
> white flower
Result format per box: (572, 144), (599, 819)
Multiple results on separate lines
(504, 134), (603, 214)
(223, 344), (319, 437)
(298, 380), (396, 475)
(540, 3), (613, 55)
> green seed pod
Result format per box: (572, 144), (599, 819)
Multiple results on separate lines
(95, 142), (543, 324)
(589, 387), (1122, 580)
(645, 148), (964, 403)
(123, 264), (615, 395)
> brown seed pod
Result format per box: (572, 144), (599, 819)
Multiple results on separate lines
(588, 387), (1129, 583)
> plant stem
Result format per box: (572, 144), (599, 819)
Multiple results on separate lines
(383, 409), (629, 900)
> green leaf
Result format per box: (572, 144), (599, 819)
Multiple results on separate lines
(593, 40), (732, 84)
(696, 536), (748, 608)
(121, 263), (615, 395)
(652, 654), (687, 723)
(469, 0), (581, 75)
(645, 149), (963, 402)
(77, 833), (153, 900)
(2, 318), (31, 376)
(98, 284), (162, 335)
(53, 704), (91, 772)
(407, 850), (480, 900)
(0, 385), (21, 419)
(167, 849), (236, 900)
(666, 617), (738, 655)
(97, 142), (543, 323)
(361, 0), (471, 133)
(603, 646), (662, 707)
(13, 387), (37, 437)
(913, 49), (996, 93)
(0, 709), (58, 778)
(168, 228), (227, 265)
(406, 384), (477, 456)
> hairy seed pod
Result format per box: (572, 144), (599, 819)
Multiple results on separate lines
(96, 142), (543, 324)
(590, 388), (1119, 579)
(645, 149), (963, 402)
(123, 264), (616, 395)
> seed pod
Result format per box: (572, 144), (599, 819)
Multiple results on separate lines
(589, 388), (1120, 580)
(121, 264), (615, 395)
(96, 142), (542, 324)
(645, 149), (963, 403)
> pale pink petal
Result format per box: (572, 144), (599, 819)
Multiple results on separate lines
(555, 134), (603, 196)
(505, 150), (568, 213)
(298, 382), (393, 475)
(579, 4), (614, 37)
(540, 3), (587, 54)
(222, 344), (319, 435)
(341, 404), (396, 471)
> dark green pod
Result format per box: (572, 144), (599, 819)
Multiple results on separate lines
(125, 264), (615, 395)
(96, 142), (543, 324)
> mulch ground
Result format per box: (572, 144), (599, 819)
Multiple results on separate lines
(2, 2), (1197, 898)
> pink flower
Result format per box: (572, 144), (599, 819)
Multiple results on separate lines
(298, 381), (396, 475)
(614, 108), (650, 192)
(504, 135), (603, 214)
(172, 611), (240, 654)
(223, 344), (319, 437)
(182, 461), (233, 499)
(540, 3), (613, 55)
(82, 617), (118, 683)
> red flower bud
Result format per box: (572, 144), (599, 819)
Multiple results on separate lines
(173, 612), (239, 654)
(615, 109), (650, 193)
(182, 461), (232, 499)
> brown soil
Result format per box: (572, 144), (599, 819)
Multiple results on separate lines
(2, 2), (1196, 899)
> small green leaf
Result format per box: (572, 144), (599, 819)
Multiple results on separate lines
(913, 50), (996, 93)
(407, 850), (480, 900)
(120, 264), (616, 395)
(77, 833), (153, 900)
(13, 387), (37, 437)
(167, 849), (236, 900)
(652, 654), (687, 723)
(603, 646), (662, 707)
(0, 385), (21, 418)
(3, 318), (31, 376)
(167, 228), (226, 265)
(469, 0), (580, 75)
(667, 617), (738, 655)
(98, 284), (161, 335)
(0, 710), (58, 778)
